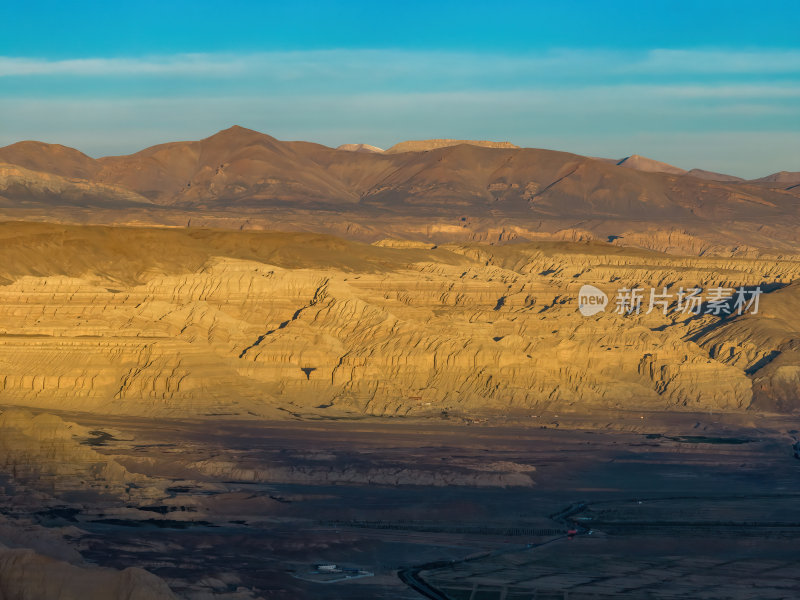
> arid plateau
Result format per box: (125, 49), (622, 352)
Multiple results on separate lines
(0, 130), (797, 599)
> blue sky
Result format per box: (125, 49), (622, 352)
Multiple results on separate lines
(1, 0), (799, 177)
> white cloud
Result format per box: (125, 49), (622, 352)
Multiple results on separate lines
(641, 49), (800, 74)
(0, 54), (249, 77)
(1, 48), (799, 79)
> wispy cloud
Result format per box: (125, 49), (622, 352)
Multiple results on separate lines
(0, 48), (798, 178)
(639, 49), (800, 74)
(1, 48), (799, 80)
(0, 54), (248, 77)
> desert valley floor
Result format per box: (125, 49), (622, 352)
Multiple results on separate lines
(0, 407), (798, 599)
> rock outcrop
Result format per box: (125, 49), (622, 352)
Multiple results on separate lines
(697, 281), (800, 413)
(0, 548), (177, 600)
(616, 154), (687, 175)
(0, 409), (164, 503)
(336, 143), (384, 153)
(385, 139), (519, 153)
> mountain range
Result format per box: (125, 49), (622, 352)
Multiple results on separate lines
(0, 126), (798, 255)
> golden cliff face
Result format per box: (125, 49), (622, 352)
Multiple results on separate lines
(0, 222), (797, 418)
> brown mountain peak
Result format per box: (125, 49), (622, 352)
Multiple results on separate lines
(0, 140), (100, 179)
(616, 154), (687, 176)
